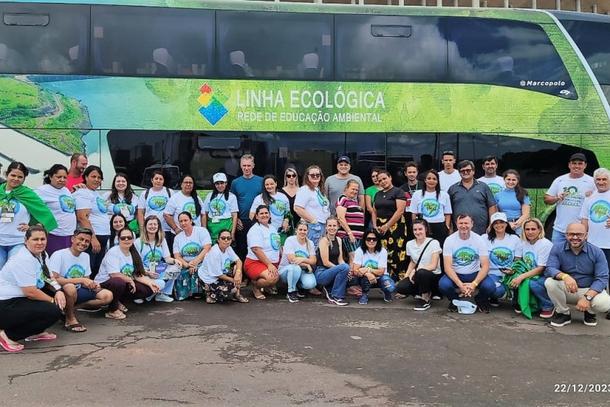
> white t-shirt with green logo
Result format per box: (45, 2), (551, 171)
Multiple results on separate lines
(520, 238), (553, 270)
(481, 234), (522, 276)
(172, 226), (211, 261)
(246, 222), (281, 263)
(138, 188), (173, 232)
(49, 248), (91, 288)
(478, 175), (505, 198)
(547, 173), (595, 233)
(250, 192), (290, 231)
(135, 238), (171, 269)
(279, 235), (315, 267)
(580, 190), (610, 249)
(164, 192), (205, 229)
(443, 231), (488, 275)
(203, 192), (239, 221)
(95, 245), (135, 283)
(353, 247), (388, 275)
(294, 186), (330, 224)
(36, 184), (76, 237)
(198, 244), (239, 284)
(409, 190), (452, 224)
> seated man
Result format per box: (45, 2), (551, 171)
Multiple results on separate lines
(439, 213), (495, 313)
(544, 222), (610, 327)
(49, 227), (113, 332)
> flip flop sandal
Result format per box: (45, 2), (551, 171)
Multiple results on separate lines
(105, 311), (126, 320)
(25, 332), (57, 342)
(0, 334), (24, 353)
(118, 303), (128, 313)
(233, 293), (250, 303)
(64, 323), (87, 333)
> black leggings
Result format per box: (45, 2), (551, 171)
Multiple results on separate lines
(0, 297), (62, 341)
(87, 235), (109, 280)
(428, 222), (449, 246)
(396, 269), (440, 297)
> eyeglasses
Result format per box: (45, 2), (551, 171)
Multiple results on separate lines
(119, 235), (133, 241)
(459, 169), (473, 174)
(285, 173), (297, 178)
(308, 173), (321, 178)
(567, 233), (585, 238)
(366, 237), (378, 242)
(219, 236), (232, 241)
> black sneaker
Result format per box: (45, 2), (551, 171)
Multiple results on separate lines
(413, 298), (431, 311)
(330, 296), (349, 306)
(489, 298), (500, 308)
(477, 302), (491, 314)
(286, 292), (299, 304)
(584, 311), (597, 327)
(448, 303), (458, 312)
(513, 302), (522, 314)
(296, 290), (306, 299)
(550, 312), (571, 327)
(606, 312), (610, 320)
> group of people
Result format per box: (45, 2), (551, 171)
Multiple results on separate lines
(1, 150), (609, 353)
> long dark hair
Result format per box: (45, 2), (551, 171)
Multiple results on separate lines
(109, 213), (128, 248)
(179, 174), (201, 217)
(118, 227), (146, 277)
(26, 225), (49, 278)
(360, 229), (382, 253)
(423, 169), (441, 200)
(5, 161), (29, 178)
(261, 174), (279, 206)
(503, 169), (528, 205)
(109, 172), (134, 204)
(43, 164), (68, 185)
(210, 176), (230, 201)
(487, 220), (517, 242)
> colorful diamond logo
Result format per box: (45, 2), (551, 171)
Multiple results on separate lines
(198, 83), (228, 125)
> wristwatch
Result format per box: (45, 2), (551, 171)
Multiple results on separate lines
(584, 294), (594, 302)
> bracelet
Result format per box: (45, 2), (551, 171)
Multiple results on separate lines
(472, 281), (478, 288)
(560, 274), (568, 281)
(50, 297), (55, 304)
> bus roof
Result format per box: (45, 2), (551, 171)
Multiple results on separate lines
(551, 10), (610, 23)
(1, 0), (559, 24)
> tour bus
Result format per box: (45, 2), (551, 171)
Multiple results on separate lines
(1, 0), (609, 223)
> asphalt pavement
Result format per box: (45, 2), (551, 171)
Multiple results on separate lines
(1, 291), (609, 406)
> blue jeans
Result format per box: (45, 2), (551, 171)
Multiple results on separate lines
(307, 222), (325, 248)
(439, 272), (495, 303)
(352, 274), (396, 295)
(551, 229), (567, 247)
(0, 244), (23, 269)
(488, 274), (506, 300)
(279, 265), (318, 292)
(528, 276), (554, 311)
(314, 263), (350, 299)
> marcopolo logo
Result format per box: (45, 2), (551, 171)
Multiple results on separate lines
(198, 83), (228, 125)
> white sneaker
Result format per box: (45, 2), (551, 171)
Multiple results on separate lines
(133, 299), (144, 304)
(145, 294), (155, 302)
(155, 293), (174, 303)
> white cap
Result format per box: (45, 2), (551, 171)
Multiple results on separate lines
(490, 212), (508, 224)
(213, 173), (227, 183)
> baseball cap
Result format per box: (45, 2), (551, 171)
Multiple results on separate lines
(337, 155), (351, 164)
(452, 299), (477, 315)
(212, 172), (227, 183)
(490, 212), (508, 224)
(569, 152), (586, 162)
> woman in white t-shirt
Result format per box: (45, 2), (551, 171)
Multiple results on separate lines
(95, 227), (163, 320)
(350, 230), (395, 305)
(278, 221), (317, 303)
(36, 164), (77, 256)
(245, 205), (281, 300)
(396, 219), (442, 311)
(74, 165), (110, 278)
(135, 215), (183, 303)
(0, 225), (64, 352)
(294, 165), (330, 247)
(103, 173), (138, 231)
(198, 229), (248, 304)
(513, 218), (555, 318)
(409, 169), (452, 245)
(482, 212), (521, 307)
(164, 174), (205, 235)
(202, 172), (238, 244)
(172, 211), (212, 301)
(137, 169), (174, 247)
(250, 175), (291, 235)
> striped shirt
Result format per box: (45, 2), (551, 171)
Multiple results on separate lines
(336, 195), (365, 240)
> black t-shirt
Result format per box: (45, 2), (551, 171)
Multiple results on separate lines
(374, 187), (406, 219)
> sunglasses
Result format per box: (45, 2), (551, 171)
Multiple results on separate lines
(308, 173), (321, 178)
(366, 237), (378, 242)
(285, 173), (297, 178)
(119, 235), (133, 241)
(219, 236), (232, 241)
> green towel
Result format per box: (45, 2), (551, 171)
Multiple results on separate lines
(0, 183), (58, 232)
(501, 259), (539, 319)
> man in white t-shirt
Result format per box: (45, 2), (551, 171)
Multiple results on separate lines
(580, 167), (610, 270)
(545, 153), (595, 246)
(477, 155), (505, 198)
(49, 227), (113, 332)
(439, 151), (461, 192)
(439, 213), (495, 313)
